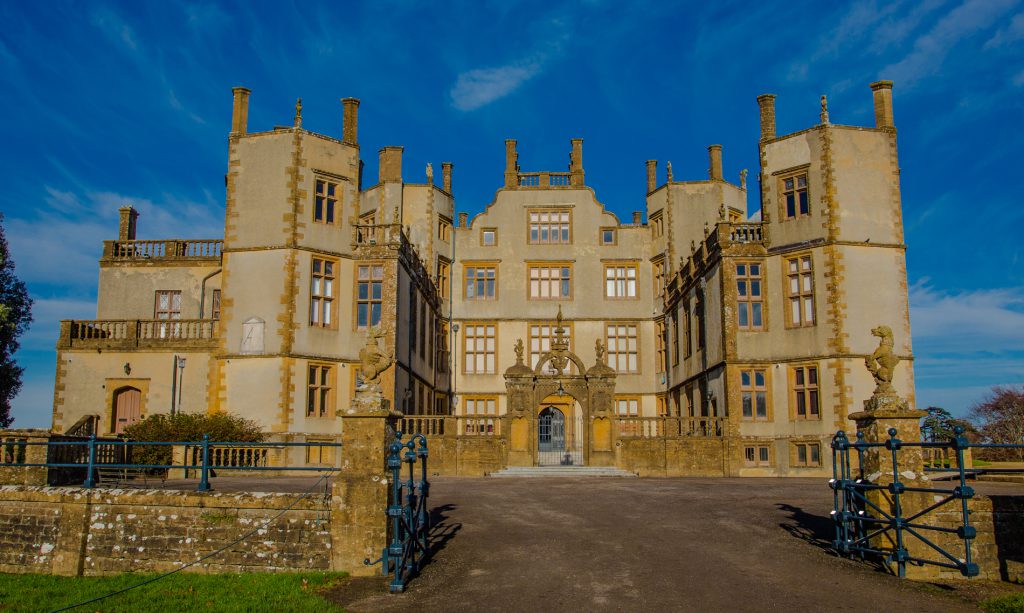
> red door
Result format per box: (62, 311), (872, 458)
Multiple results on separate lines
(113, 387), (142, 434)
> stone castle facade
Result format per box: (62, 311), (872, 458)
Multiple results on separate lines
(51, 81), (914, 476)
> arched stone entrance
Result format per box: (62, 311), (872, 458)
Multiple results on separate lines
(503, 307), (616, 467)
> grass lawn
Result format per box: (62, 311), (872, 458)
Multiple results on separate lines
(982, 592), (1024, 613)
(0, 571), (347, 612)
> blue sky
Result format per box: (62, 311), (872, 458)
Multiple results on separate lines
(2, 0), (1022, 427)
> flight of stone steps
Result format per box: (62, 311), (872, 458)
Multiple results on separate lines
(488, 466), (638, 478)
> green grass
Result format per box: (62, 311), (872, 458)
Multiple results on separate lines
(0, 571), (346, 612)
(981, 592), (1024, 613)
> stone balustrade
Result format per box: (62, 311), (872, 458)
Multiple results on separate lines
(59, 319), (218, 349)
(102, 239), (222, 262)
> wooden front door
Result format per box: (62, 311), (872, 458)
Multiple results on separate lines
(113, 387), (142, 434)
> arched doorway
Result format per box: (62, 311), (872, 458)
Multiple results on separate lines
(537, 402), (584, 466)
(112, 387), (142, 434)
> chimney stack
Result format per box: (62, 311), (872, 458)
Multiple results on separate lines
(379, 146), (404, 183)
(870, 80), (894, 129)
(231, 87), (251, 135)
(708, 145), (723, 181)
(458, 212), (468, 227)
(632, 211), (642, 225)
(646, 160), (657, 193)
(118, 206), (138, 241)
(757, 94), (776, 141)
(442, 162), (453, 193)
(504, 140), (519, 188)
(569, 138), (584, 186)
(342, 97), (359, 144)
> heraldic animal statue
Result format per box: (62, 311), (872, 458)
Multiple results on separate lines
(865, 325), (899, 395)
(358, 327), (393, 389)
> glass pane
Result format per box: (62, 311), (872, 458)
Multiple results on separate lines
(315, 197), (324, 219)
(742, 394), (752, 417)
(786, 195), (795, 217)
(811, 445), (820, 464)
(738, 304), (748, 327)
(810, 391), (819, 415)
(791, 299), (801, 323)
(755, 371), (764, 386)
(372, 284), (382, 300)
(738, 282), (747, 297)
(799, 192), (808, 215)
(759, 447), (769, 462)
(745, 448), (755, 462)
(357, 304), (367, 326)
(750, 264), (760, 276)
(323, 301), (332, 325)
(752, 303), (762, 327)
(798, 445), (807, 464)
(784, 178), (793, 190)
(789, 278), (799, 294)
(756, 393), (766, 418)
(371, 304), (381, 324)
(358, 284), (368, 300)
(751, 280), (760, 297)
(797, 176), (806, 188)
(358, 266), (368, 280)
(741, 371), (750, 387)
(326, 204), (334, 224)
(795, 369), (804, 385)
(736, 264), (745, 276)
(796, 394), (806, 416)
(809, 368), (817, 384)
(804, 298), (814, 322)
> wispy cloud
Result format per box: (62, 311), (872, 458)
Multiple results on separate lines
(450, 61), (544, 112)
(909, 279), (1024, 352)
(983, 11), (1024, 48)
(882, 0), (1018, 87)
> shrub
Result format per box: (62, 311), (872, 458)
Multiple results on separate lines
(122, 412), (265, 469)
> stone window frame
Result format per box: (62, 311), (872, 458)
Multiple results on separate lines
(526, 262), (573, 301)
(310, 256), (338, 329)
(354, 262), (385, 330)
(462, 321), (497, 375)
(774, 164), (811, 221)
(791, 440), (822, 468)
(527, 208), (573, 245)
(739, 367), (770, 421)
(655, 394), (668, 417)
(652, 255), (666, 297)
(743, 444), (773, 467)
(599, 227), (617, 246)
(480, 227), (498, 247)
(463, 261), (499, 301)
(649, 210), (664, 238)
(436, 258), (451, 300)
(529, 320), (575, 373)
(462, 395), (498, 435)
(313, 177), (340, 225)
(783, 253), (816, 328)
(605, 322), (640, 374)
(211, 289), (222, 320)
(614, 395), (640, 416)
(790, 364), (821, 421)
(735, 260), (765, 331)
(603, 262), (639, 300)
(437, 216), (452, 242)
(654, 317), (666, 375)
(306, 362), (335, 419)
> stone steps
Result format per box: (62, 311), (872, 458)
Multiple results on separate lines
(488, 466), (637, 478)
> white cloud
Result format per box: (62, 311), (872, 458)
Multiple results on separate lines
(449, 61), (544, 111)
(882, 0), (1018, 87)
(983, 11), (1024, 48)
(91, 7), (139, 51)
(19, 297), (97, 352)
(909, 280), (1024, 352)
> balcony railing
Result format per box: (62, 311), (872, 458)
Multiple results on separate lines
(60, 319), (218, 349)
(517, 172), (573, 188)
(102, 239), (223, 262)
(728, 223), (764, 244)
(353, 223), (402, 247)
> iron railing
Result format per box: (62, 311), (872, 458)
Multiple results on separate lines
(830, 426), (1024, 578)
(366, 430), (430, 592)
(1, 435), (341, 492)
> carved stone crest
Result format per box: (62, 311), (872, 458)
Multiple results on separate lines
(865, 325), (899, 396)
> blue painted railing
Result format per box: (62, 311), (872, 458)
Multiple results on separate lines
(831, 426), (1023, 578)
(1, 435), (341, 492)
(366, 430), (430, 592)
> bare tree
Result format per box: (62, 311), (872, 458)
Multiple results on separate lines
(969, 386), (1024, 461)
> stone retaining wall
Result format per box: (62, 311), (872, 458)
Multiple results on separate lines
(0, 486), (333, 576)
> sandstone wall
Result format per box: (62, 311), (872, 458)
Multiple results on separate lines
(0, 486), (333, 576)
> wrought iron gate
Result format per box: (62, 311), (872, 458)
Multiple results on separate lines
(537, 406), (583, 466)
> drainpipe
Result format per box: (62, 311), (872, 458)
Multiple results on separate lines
(199, 269), (222, 319)
(170, 355), (178, 415)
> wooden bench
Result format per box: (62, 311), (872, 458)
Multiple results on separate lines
(95, 467), (165, 488)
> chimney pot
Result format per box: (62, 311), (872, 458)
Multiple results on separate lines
(870, 80), (895, 129)
(632, 211), (642, 225)
(342, 97), (360, 144)
(646, 160), (657, 193)
(442, 162), (453, 193)
(231, 87), (251, 135)
(569, 138), (584, 186)
(708, 145), (723, 181)
(504, 140), (519, 188)
(378, 146), (404, 183)
(757, 94), (776, 141)
(118, 206), (139, 241)
(458, 212), (468, 227)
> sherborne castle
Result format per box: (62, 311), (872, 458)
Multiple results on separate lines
(51, 81), (913, 477)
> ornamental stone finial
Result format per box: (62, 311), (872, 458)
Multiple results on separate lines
(820, 94), (829, 125)
(514, 338), (524, 364)
(426, 163), (433, 183)
(666, 161), (674, 182)
(295, 98), (303, 127)
(595, 339), (606, 364)
(740, 169), (748, 190)
(358, 326), (393, 388)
